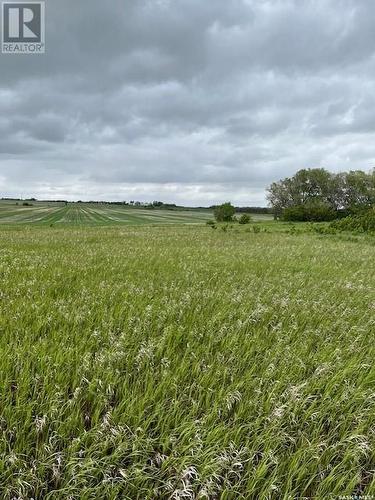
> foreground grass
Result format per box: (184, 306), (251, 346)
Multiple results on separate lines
(0, 225), (374, 499)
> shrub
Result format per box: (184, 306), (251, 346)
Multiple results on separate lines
(214, 202), (235, 222)
(283, 202), (336, 222)
(238, 214), (252, 225)
(313, 225), (336, 235)
(330, 208), (375, 233)
(206, 220), (217, 229)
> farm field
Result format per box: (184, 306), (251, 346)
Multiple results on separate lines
(0, 224), (374, 498)
(0, 202), (215, 226)
(0, 202), (274, 226)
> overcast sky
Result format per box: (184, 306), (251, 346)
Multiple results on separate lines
(1, 0), (375, 205)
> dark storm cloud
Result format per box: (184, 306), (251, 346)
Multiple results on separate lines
(1, 0), (375, 204)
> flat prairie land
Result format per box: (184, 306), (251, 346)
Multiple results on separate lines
(0, 224), (374, 499)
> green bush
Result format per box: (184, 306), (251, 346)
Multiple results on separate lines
(238, 213), (252, 225)
(330, 207), (375, 233)
(206, 220), (217, 230)
(214, 202), (235, 222)
(283, 203), (336, 222)
(313, 225), (336, 235)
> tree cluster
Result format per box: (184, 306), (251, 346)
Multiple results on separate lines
(267, 168), (375, 221)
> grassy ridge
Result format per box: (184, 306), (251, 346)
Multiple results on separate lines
(0, 225), (374, 498)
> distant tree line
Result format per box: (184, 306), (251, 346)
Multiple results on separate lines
(210, 205), (269, 214)
(267, 168), (375, 221)
(1, 198), (215, 211)
(235, 206), (271, 214)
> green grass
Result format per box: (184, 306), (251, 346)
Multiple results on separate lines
(0, 224), (374, 498)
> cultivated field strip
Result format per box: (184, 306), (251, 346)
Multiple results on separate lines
(0, 204), (213, 226)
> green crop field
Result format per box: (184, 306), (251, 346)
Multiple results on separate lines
(0, 222), (374, 499)
(0, 202), (216, 226)
(0, 201), (274, 226)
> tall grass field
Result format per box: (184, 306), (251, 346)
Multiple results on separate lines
(0, 223), (374, 498)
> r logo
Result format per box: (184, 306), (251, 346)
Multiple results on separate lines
(3, 3), (41, 41)
(2, 2), (45, 53)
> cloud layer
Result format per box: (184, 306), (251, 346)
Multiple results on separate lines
(1, 0), (375, 205)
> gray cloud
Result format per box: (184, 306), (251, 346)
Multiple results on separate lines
(1, 0), (375, 204)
